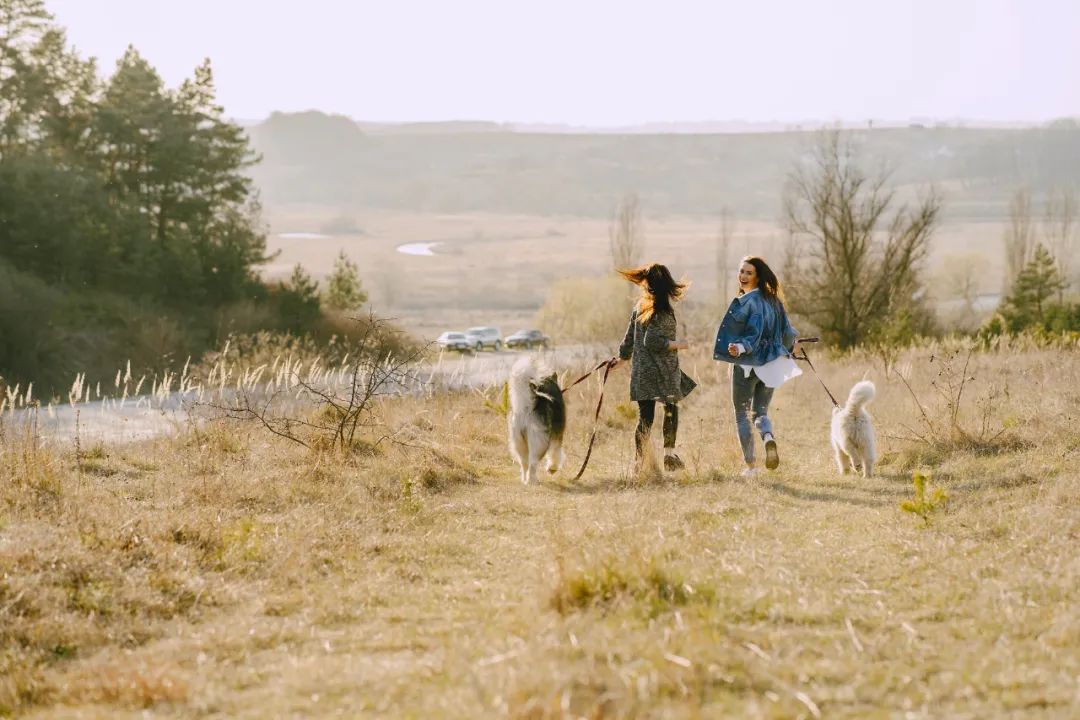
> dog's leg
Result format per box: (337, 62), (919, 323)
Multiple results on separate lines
(833, 443), (851, 475)
(862, 457), (874, 478)
(545, 435), (565, 474)
(863, 429), (877, 479)
(527, 426), (550, 485)
(511, 428), (530, 484)
(849, 444), (868, 477)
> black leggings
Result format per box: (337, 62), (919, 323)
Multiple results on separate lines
(636, 401), (679, 454)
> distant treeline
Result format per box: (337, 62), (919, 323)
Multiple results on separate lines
(0, 1), (327, 393)
(250, 111), (1080, 218)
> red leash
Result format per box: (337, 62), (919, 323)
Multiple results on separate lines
(560, 358), (617, 394)
(561, 357), (618, 481)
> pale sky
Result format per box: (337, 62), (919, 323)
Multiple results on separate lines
(47, 0), (1080, 126)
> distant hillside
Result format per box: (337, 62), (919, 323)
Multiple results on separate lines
(247, 113), (1080, 219)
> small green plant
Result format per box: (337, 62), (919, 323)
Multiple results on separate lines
(218, 518), (265, 567)
(483, 382), (510, 416)
(398, 475), (423, 513)
(900, 472), (948, 525)
(604, 401), (637, 430)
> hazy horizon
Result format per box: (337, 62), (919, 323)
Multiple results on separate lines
(47, 0), (1080, 127)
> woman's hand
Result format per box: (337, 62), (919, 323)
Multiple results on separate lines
(728, 343), (742, 357)
(668, 339), (689, 351)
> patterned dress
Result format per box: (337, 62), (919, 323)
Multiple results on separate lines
(618, 308), (688, 402)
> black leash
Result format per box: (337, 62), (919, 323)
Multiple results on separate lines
(560, 357), (618, 481)
(792, 339), (840, 409)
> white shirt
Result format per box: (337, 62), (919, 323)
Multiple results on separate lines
(731, 289), (803, 388)
(736, 354), (802, 388)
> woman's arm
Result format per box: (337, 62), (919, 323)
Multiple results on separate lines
(728, 307), (765, 357)
(782, 313), (799, 352)
(618, 310), (636, 360)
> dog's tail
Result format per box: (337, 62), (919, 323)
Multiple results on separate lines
(845, 380), (876, 411)
(508, 355), (538, 412)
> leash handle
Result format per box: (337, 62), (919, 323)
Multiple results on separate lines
(795, 346), (840, 408)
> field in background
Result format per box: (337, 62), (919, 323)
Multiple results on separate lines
(262, 208), (1009, 341)
(3, 342), (1078, 717)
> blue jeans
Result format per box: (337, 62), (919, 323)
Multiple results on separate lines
(731, 367), (774, 464)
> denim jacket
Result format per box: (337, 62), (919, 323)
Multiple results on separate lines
(713, 290), (798, 366)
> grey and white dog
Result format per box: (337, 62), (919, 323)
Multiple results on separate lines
(830, 380), (877, 477)
(508, 356), (566, 484)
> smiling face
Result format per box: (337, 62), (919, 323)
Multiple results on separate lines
(738, 262), (758, 292)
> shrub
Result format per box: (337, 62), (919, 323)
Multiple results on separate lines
(535, 275), (633, 345)
(551, 553), (714, 618)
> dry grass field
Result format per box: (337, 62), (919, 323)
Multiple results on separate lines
(3, 339), (1079, 718)
(261, 208), (1009, 340)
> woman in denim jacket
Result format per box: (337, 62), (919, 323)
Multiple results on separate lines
(713, 256), (801, 476)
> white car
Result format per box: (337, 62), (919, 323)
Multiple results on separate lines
(464, 326), (502, 351)
(436, 331), (472, 353)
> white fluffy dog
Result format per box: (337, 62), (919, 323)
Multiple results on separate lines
(830, 380), (877, 477)
(508, 356), (566, 485)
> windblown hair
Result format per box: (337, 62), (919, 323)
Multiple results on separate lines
(618, 263), (688, 324)
(740, 256), (786, 307)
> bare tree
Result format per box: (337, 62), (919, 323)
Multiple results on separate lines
(1003, 187), (1036, 293)
(206, 314), (426, 452)
(1043, 185), (1078, 301)
(784, 131), (941, 349)
(609, 193), (645, 270)
(937, 252), (990, 331)
(715, 206), (736, 305)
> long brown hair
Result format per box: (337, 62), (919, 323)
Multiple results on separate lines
(740, 256), (786, 307)
(618, 263), (688, 324)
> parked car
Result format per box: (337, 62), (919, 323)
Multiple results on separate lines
(464, 326), (502, 351)
(436, 331), (472, 352)
(505, 329), (550, 350)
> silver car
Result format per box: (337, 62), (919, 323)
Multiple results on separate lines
(464, 326), (502, 351)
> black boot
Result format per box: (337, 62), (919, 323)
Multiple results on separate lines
(663, 452), (685, 471)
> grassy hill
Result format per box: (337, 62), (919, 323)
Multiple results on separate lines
(248, 112), (1080, 219)
(3, 342), (1078, 716)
